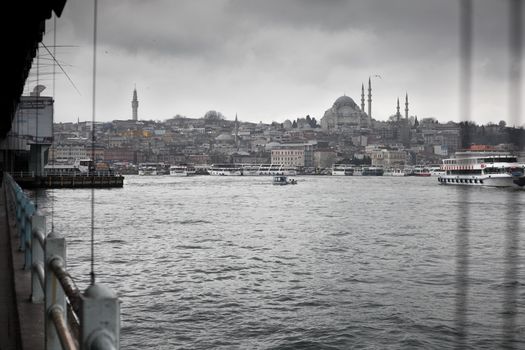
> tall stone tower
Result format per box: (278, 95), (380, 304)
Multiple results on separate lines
(405, 93), (409, 120)
(132, 87), (139, 121)
(234, 113), (239, 149)
(361, 83), (365, 112)
(396, 97), (401, 121)
(367, 77), (372, 119)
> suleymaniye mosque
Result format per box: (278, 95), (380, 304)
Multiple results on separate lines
(320, 78), (373, 131)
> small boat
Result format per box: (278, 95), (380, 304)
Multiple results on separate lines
(272, 176), (298, 185)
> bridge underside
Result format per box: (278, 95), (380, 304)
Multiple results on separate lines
(0, 0), (66, 140)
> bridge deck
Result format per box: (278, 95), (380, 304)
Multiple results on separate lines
(0, 183), (44, 350)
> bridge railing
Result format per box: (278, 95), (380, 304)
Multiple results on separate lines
(3, 173), (120, 350)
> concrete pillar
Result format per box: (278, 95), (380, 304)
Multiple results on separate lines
(45, 232), (67, 350)
(81, 284), (120, 350)
(31, 213), (45, 303)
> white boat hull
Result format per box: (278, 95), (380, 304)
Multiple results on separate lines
(138, 170), (158, 176)
(209, 170), (243, 176)
(438, 174), (525, 188)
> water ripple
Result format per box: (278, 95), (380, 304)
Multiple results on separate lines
(31, 175), (525, 349)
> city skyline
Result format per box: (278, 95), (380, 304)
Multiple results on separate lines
(28, 0), (523, 126)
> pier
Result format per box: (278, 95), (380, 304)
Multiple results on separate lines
(11, 173), (125, 189)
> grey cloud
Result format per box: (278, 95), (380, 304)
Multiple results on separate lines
(46, 0), (523, 124)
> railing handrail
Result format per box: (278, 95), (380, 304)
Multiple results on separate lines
(49, 257), (82, 314)
(3, 173), (120, 350)
(49, 306), (78, 350)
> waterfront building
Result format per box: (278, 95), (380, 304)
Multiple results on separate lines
(104, 147), (136, 163)
(271, 142), (315, 168)
(49, 143), (105, 162)
(0, 86), (54, 175)
(314, 149), (337, 169)
(369, 147), (407, 168)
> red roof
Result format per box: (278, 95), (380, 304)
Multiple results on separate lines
(467, 144), (495, 151)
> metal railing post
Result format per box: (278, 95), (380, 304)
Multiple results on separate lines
(45, 231), (67, 350)
(81, 284), (120, 350)
(31, 212), (46, 303)
(24, 202), (34, 270)
(16, 190), (24, 250)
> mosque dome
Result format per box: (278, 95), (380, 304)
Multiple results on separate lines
(215, 133), (234, 142)
(333, 95), (358, 109)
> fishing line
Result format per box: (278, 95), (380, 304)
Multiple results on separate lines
(35, 47), (40, 209)
(51, 15), (57, 234)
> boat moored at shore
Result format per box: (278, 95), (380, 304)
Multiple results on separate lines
(169, 164), (196, 176)
(138, 162), (166, 176)
(438, 151), (525, 188)
(331, 164), (354, 176)
(383, 168), (406, 176)
(209, 164), (243, 176)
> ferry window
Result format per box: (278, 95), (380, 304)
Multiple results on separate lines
(480, 180), (483, 184)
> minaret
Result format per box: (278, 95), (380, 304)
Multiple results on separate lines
(132, 87), (139, 121)
(234, 113), (239, 149)
(396, 97), (401, 121)
(367, 77), (372, 119)
(405, 93), (409, 120)
(361, 83), (365, 111)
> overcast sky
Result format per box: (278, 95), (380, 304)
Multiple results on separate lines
(28, 0), (524, 126)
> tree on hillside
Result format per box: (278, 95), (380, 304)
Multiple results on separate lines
(203, 110), (225, 121)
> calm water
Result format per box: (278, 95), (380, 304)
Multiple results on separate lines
(32, 176), (524, 349)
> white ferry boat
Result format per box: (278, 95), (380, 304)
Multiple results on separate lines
(383, 168), (406, 176)
(429, 166), (445, 176)
(331, 164), (354, 176)
(438, 151), (525, 188)
(208, 164), (243, 176)
(138, 162), (161, 176)
(237, 164), (298, 176)
(408, 166), (431, 177)
(44, 158), (93, 175)
(257, 164), (297, 176)
(169, 164), (196, 177)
